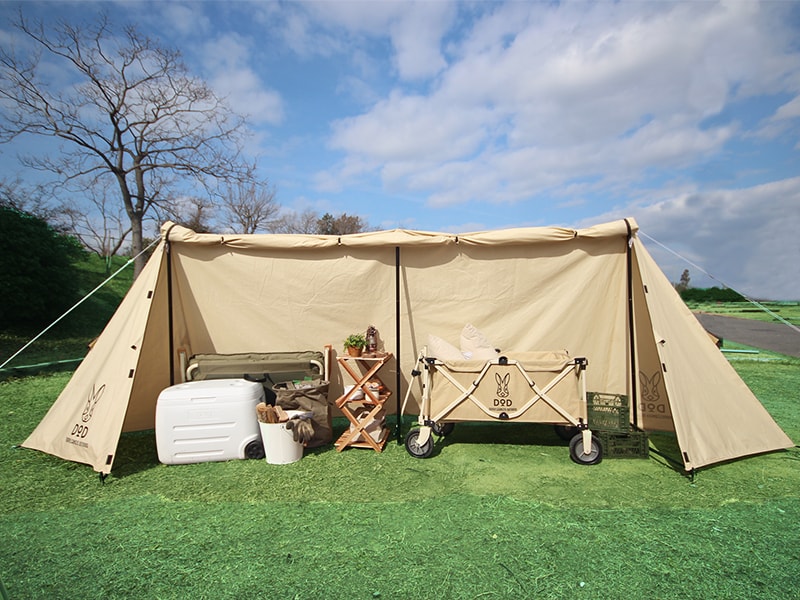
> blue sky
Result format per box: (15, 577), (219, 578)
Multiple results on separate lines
(1, 1), (799, 299)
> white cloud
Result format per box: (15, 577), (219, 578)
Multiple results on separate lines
(386, 2), (453, 80)
(599, 177), (800, 300)
(284, 1), (454, 80)
(773, 96), (800, 121)
(200, 33), (284, 126)
(271, 7), (344, 59)
(324, 1), (799, 210)
(330, 91), (492, 163)
(156, 2), (212, 37)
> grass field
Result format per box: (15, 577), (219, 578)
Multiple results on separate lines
(1, 344), (798, 599)
(687, 300), (800, 325)
(2, 276), (798, 599)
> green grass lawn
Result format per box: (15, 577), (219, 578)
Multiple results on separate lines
(1, 284), (798, 599)
(687, 300), (800, 324)
(1, 346), (798, 599)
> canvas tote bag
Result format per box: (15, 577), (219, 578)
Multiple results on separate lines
(273, 380), (332, 448)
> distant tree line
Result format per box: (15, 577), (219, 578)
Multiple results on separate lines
(0, 202), (85, 330)
(680, 287), (745, 302)
(673, 269), (745, 302)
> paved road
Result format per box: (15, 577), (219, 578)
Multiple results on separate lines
(694, 313), (800, 358)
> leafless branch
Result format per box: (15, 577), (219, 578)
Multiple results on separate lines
(0, 12), (255, 276)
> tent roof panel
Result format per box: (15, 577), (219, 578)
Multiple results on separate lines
(160, 218), (638, 250)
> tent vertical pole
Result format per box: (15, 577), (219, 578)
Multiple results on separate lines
(395, 245), (402, 442)
(165, 228), (176, 388)
(624, 218), (639, 428)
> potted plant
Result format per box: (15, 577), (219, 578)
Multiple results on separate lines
(344, 333), (367, 357)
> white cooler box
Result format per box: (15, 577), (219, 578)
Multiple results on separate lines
(156, 379), (265, 465)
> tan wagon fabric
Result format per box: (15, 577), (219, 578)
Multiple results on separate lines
(425, 351), (585, 424)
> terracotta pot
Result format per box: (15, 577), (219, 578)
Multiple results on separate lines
(346, 346), (363, 357)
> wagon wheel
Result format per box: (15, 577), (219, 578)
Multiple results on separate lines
(405, 428), (434, 459)
(244, 439), (265, 460)
(569, 433), (602, 465)
(554, 424), (579, 441)
(432, 422), (455, 437)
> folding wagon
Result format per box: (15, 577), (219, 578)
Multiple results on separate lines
(404, 349), (602, 464)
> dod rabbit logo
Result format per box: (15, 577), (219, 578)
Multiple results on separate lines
(493, 372), (513, 409)
(82, 383), (105, 422)
(639, 371), (666, 415)
(495, 373), (510, 397)
(70, 383), (105, 443)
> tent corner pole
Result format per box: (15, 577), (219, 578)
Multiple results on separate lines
(395, 246), (402, 443)
(624, 218), (639, 429)
(165, 224), (178, 388)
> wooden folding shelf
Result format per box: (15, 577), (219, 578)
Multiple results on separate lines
(334, 353), (393, 452)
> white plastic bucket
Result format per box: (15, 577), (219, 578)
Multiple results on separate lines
(259, 410), (312, 465)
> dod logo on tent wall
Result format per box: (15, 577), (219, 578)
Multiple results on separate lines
(638, 370), (671, 421)
(81, 383), (105, 423)
(68, 383), (105, 446)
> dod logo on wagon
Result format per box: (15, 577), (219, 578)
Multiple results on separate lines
(490, 372), (516, 412)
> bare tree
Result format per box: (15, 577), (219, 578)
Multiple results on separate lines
(169, 195), (215, 233)
(220, 179), (279, 234)
(60, 184), (131, 273)
(270, 208), (323, 234)
(674, 269), (691, 294)
(270, 210), (369, 235)
(0, 178), (58, 222)
(0, 13), (254, 277)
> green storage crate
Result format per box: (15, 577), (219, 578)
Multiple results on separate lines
(598, 431), (650, 459)
(587, 392), (630, 433)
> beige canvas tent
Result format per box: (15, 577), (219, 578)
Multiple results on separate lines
(23, 218), (793, 475)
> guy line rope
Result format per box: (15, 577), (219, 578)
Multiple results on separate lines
(0, 238), (160, 370)
(639, 231), (800, 335)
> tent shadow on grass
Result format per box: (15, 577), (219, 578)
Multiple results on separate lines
(112, 425), (356, 478)
(430, 422), (571, 460)
(436, 421), (696, 475)
(436, 422), (573, 448)
(106, 414), (722, 480)
(111, 430), (160, 478)
(341, 416), (689, 465)
(110, 416), (412, 478)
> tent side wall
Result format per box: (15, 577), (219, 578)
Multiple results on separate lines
(163, 225), (632, 412)
(170, 244), (399, 366)
(21, 244), (168, 473)
(398, 235), (630, 402)
(632, 238), (794, 470)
